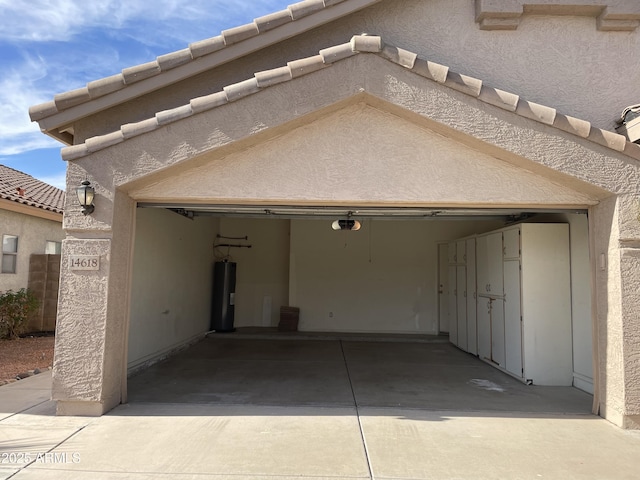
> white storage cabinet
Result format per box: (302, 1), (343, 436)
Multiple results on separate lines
(476, 223), (572, 385)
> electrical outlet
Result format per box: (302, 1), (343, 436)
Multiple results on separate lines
(329, 312), (333, 318)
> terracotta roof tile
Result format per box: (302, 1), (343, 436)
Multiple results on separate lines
(478, 86), (519, 112)
(190, 91), (228, 114)
(157, 48), (193, 71)
(255, 66), (293, 88)
(223, 78), (260, 102)
(60, 35), (634, 163)
(319, 42), (358, 63)
(553, 114), (591, 138)
(381, 45), (416, 69)
(255, 10), (293, 32)
(516, 100), (556, 126)
(222, 23), (260, 45)
(54, 87), (91, 110)
(410, 58), (448, 84)
(623, 142), (640, 161)
(122, 61), (162, 85)
(189, 36), (226, 59)
(444, 72), (483, 98)
(87, 74), (126, 98)
(351, 34), (383, 53)
(29, 0), (382, 127)
(0, 165), (65, 214)
(288, 55), (327, 78)
(289, 0), (327, 20)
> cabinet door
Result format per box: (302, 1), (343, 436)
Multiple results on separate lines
(504, 259), (522, 377)
(477, 297), (491, 360)
(457, 241), (466, 265)
(503, 228), (520, 259)
(448, 242), (457, 264)
(438, 243), (450, 333)
(491, 299), (505, 368)
(456, 265), (467, 351)
(486, 232), (504, 296)
(476, 235), (488, 294)
(466, 238), (477, 355)
(448, 265), (458, 345)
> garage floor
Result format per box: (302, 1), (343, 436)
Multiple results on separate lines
(128, 334), (593, 414)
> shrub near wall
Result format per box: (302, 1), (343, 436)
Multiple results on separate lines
(0, 289), (39, 339)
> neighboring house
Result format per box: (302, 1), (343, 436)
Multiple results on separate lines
(29, 0), (640, 429)
(0, 165), (65, 291)
(0, 165), (65, 332)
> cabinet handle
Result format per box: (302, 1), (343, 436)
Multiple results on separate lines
(463, 290), (467, 298)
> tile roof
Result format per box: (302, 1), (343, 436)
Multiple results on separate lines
(60, 35), (640, 164)
(28, 0), (382, 135)
(0, 165), (65, 214)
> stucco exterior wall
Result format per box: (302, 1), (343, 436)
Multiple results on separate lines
(73, 0), (639, 143)
(128, 208), (218, 370)
(128, 102), (601, 207)
(0, 208), (63, 292)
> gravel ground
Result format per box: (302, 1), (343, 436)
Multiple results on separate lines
(0, 336), (54, 385)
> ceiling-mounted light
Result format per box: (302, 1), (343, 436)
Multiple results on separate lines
(331, 219), (361, 231)
(76, 180), (95, 215)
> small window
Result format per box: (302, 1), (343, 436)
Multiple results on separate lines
(2, 235), (18, 274)
(45, 241), (62, 255)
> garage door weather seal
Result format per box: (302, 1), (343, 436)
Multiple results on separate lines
(340, 340), (375, 479)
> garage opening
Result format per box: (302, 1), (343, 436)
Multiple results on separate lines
(126, 204), (593, 411)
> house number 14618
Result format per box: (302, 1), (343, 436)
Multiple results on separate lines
(69, 255), (100, 271)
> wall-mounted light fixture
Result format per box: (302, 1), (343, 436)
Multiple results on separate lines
(331, 219), (361, 231)
(76, 180), (95, 215)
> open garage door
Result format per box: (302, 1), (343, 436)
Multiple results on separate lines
(128, 203), (593, 394)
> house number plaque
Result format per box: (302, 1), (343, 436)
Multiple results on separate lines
(69, 255), (100, 271)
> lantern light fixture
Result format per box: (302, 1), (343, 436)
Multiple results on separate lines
(76, 180), (95, 215)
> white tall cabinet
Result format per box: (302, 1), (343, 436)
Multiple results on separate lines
(450, 223), (573, 386)
(447, 237), (477, 356)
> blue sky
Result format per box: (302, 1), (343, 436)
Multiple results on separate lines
(0, 0), (292, 189)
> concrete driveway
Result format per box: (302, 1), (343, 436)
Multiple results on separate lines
(2, 335), (640, 479)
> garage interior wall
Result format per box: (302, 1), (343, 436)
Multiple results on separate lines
(128, 208), (218, 370)
(289, 218), (504, 334)
(216, 217), (290, 328)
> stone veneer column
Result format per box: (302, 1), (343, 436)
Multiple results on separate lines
(593, 194), (640, 429)
(53, 188), (135, 416)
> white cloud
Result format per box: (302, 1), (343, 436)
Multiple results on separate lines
(37, 172), (67, 190)
(0, 57), (61, 154)
(0, 1), (288, 44)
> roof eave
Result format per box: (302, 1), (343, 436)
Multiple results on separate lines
(0, 198), (63, 222)
(32, 0), (383, 142)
